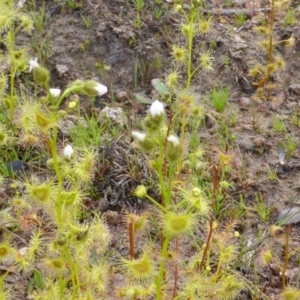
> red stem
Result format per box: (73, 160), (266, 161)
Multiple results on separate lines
(199, 165), (218, 271)
(129, 222), (135, 259)
(282, 224), (291, 289)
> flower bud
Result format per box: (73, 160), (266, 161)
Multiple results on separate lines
(167, 135), (182, 161)
(192, 187), (201, 197)
(162, 92), (171, 103)
(55, 233), (68, 247)
(72, 80), (85, 88)
(57, 110), (67, 118)
(83, 80), (108, 97)
(133, 131), (156, 152)
(40, 96), (48, 104)
(143, 115), (160, 131)
(46, 158), (54, 169)
(135, 185), (147, 198)
(33, 66), (49, 85)
(174, 4), (182, 11)
(68, 101), (77, 109)
(140, 135), (156, 152)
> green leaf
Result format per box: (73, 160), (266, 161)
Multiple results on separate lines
(151, 78), (168, 95)
(33, 269), (44, 290)
(135, 93), (152, 104)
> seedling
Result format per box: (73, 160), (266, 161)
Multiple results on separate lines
(253, 192), (270, 221)
(282, 8), (297, 27)
(81, 14), (91, 29)
(273, 115), (286, 133)
(268, 166), (279, 182)
(235, 13), (247, 27)
(132, 0), (144, 12)
(210, 85), (230, 112)
(292, 108), (300, 127)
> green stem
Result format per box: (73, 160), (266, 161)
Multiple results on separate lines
(58, 268), (65, 298)
(155, 131), (168, 206)
(186, 10), (196, 90)
(268, 0), (275, 65)
(54, 86), (81, 109)
(145, 195), (167, 213)
(156, 235), (171, 300)
(49, 123), (64, 228)
(166, 161), (175, 202)
(8, 26), (16, 128)
(63, 247), (79, 299)
(282, 224), (291, 290)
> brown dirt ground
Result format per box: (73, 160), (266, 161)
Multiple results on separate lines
(3, 0), (300, 298)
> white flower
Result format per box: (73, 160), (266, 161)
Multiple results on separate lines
(28, 58), (39, 72)
(167, 135), (180, 146)
(49, 88), (61, 98)
(132, 131), (146, 142)
(150, 100), (165, 117)
(17, 0), (26, 7)
(94, 83), (108, 96)
(63, 145), (74, 158)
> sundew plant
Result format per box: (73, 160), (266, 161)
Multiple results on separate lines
(130, 99), (244, 299)
(0, 55), (111, 299)
(0, 0), (299, 299)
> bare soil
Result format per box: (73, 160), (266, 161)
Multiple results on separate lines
(2, 0), (300, 299)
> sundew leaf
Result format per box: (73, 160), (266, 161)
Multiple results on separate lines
(151, 78), (168, 95)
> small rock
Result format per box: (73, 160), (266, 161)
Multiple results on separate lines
(209, 110), (222, 119)
(97, 22), (106, 32)
(286, 101), (297, 109)
(115, 90), (128, 101)
(270, 276), (281, 288)
(289, 83), (300, 95)
(7, 160), (29, 176)
(98, 197), (109, 212)
(205, 114), (215, 129)
(56, 64), (68, 78)
(58, 115), (87, 137)
(98, 106), (127, 127)
(270, 263), (281, 276)
(236, 137), (255, 150)
(253, 137), (265, 147)
(103, 210), (122, 225)
(239, 97), (251, 107)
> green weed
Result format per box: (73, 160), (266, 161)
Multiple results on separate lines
(235, 13), (247, 27)
(282, 8), (297, 27)
(210, 85), (230, 112)
(273, 115), (286, 132)
(252, 192), (271, 221)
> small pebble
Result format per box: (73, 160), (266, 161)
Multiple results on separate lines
(6, 161), (29, 176)
(239, 96), (251, 107)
